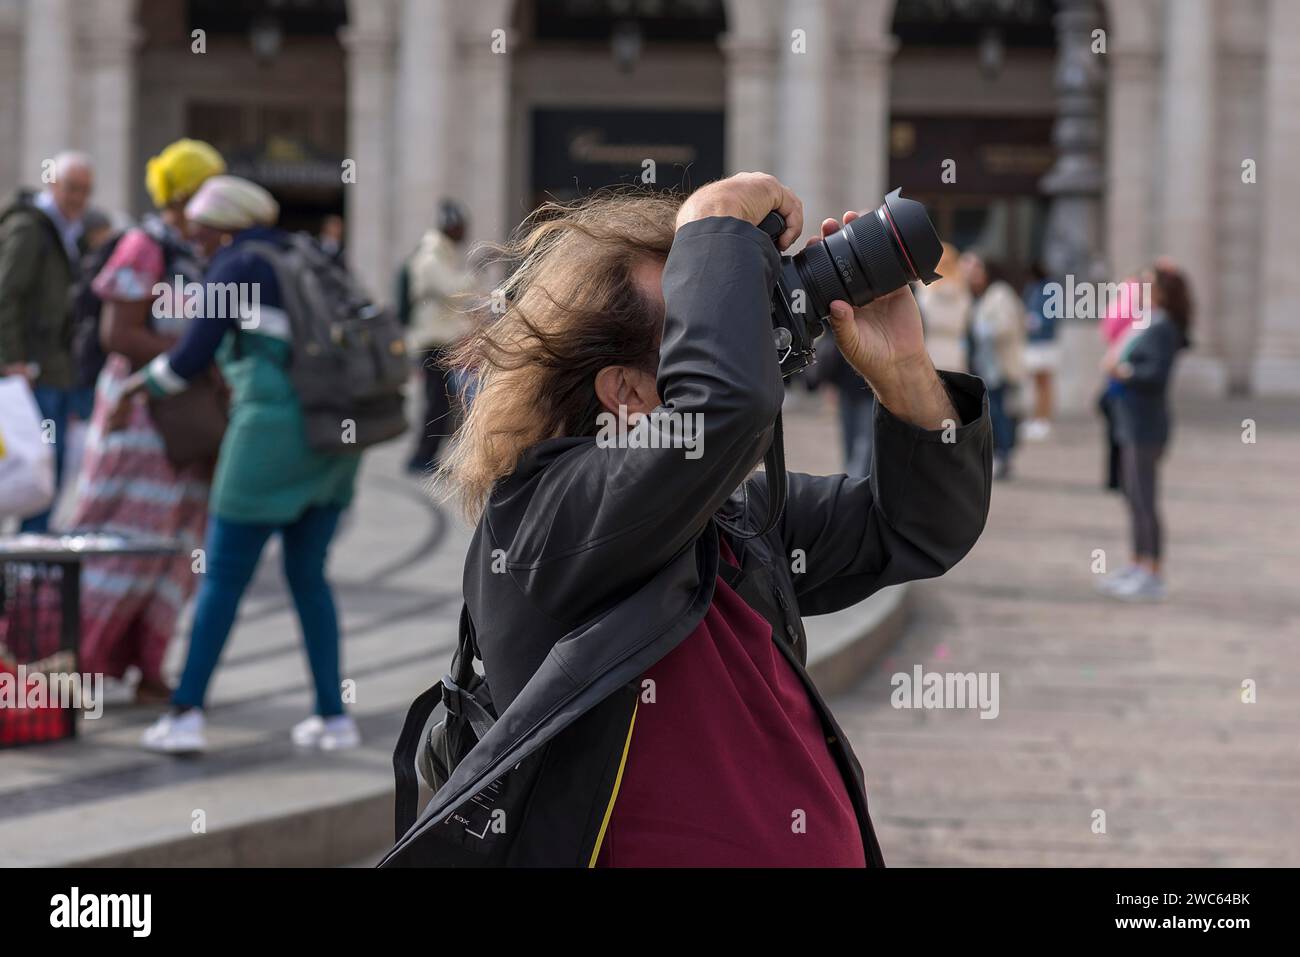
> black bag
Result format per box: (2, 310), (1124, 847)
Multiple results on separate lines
(70, 231), (123, 390)
(393, 605), (497, 841)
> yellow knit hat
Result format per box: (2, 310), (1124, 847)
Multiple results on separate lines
(145, 138), (226, 209)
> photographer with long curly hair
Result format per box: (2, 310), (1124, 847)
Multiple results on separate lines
(384, 173), (992, 868)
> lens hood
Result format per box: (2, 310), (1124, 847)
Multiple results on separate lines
(881, 187), (943, 283)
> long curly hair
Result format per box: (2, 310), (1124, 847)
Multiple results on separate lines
(438, 190), (682, 520)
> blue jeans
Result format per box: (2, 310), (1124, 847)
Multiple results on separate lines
(20, 385), (95, 533)
(173, 505), (346, 716)
(838, 387), (876, 478)
(987, 385), (1019, 461)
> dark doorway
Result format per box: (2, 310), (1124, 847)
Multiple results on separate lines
(530, 108), (724, 205)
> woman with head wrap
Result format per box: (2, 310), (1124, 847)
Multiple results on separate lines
(64, 138), (225, 704)
(108, 175), (364, 754)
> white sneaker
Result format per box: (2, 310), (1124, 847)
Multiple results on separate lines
(290, 714), (327, 747)
(320, 716), (361, 751)
(1113, 569), (1167, 602)
(141, 709), (206, 754)
(1023, 419), (1052, 441)
(1096, 566), (1141, 595)
(292, 714), (361, 751)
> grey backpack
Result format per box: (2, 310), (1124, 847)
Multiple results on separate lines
(244, 234), (408, 454)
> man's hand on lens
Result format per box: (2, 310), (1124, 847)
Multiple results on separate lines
(676, 172), (804, 251)
(810, 212), (958, 431)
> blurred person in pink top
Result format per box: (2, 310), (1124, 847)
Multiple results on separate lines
(1097, 274), (1144, 491)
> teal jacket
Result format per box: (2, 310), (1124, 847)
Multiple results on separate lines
(144, 227), (360, 524)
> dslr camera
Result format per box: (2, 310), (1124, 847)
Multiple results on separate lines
(758, 188), (944, 377)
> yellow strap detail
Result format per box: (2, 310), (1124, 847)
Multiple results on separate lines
(587, 699), (638, 868)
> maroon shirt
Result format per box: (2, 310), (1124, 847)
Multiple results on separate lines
(595, 541), (866, 867)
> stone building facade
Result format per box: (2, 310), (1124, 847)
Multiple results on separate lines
(0, 0), (1297, 406)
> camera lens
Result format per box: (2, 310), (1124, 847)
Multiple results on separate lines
(784, 188), (943, 321)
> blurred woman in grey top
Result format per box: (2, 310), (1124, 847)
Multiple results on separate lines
(962, 252), (1026, 480)
(1096, 265), (1192, 602)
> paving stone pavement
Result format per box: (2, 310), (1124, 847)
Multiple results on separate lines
(5, 382), (1292, 868)
(823, 395), (1300, 867)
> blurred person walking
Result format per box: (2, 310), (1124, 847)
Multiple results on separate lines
(64, 139), (225, 704)
(0, 151), (94, 531)
(1021, 261), (1059, 441)
(916, 241), (971, 374)
(78, 208), (116, 255)
(68, 208), (124, 399)
(962, 252), (1026, 480)
(60, 208), (124, 511)
(112, 176), (363, 753)
(1096, 265), (1192, 602)
(317, 213), (345, 264)
(818, 338), (875, 477)
(398, 200), (477, 474)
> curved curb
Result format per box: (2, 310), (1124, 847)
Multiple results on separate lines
(805, 583), (910, 698)
(56, 584), (910, 868)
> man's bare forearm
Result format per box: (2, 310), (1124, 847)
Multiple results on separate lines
(868, 354), (959, 431)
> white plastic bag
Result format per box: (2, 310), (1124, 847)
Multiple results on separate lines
(0, 375), (55, 519)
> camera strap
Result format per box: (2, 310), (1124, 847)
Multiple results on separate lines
(717, 411), (787, 542)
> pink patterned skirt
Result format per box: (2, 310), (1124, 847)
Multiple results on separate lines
(63, 355), (210, 683)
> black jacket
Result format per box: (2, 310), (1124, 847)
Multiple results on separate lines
(1113, 311), (1187, 447)
(380, 217), (992, 868)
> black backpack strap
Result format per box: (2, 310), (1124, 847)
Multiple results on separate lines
(444, 604), (496, 740)
(393, 679), (443, 842)
(716, 411), (788, 542)
(440, 673), (496, 741)
(392, 604), (494, 842)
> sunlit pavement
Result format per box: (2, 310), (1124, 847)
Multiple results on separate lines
(8, 385), (1291, 866)
(828, 396), (1300, 866)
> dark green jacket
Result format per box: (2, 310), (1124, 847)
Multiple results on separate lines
(0, 194), (76, 388)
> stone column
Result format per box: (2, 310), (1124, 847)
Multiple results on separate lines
(1159, 0), (1218, 355)
(1253, 0), (1300, 393)
(720, 32), (778, 175)
(1105, 45), (1159, 279)
(21, 0), (76, 185)
(85, 0), (141, 219)
(1039, 0), (1107, 285)
(776, 0), (832, 226)
(394, 0), (452, 256)
(458, 29), (513, 248)
(840, 34), (896, 217)
(341, 7), (397, 302)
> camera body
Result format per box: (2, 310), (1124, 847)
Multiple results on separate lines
(759, 188), (944, 377)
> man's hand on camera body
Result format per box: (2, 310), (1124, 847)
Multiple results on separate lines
(811, 211), (958, 431)
(675, 172), (804, 251)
